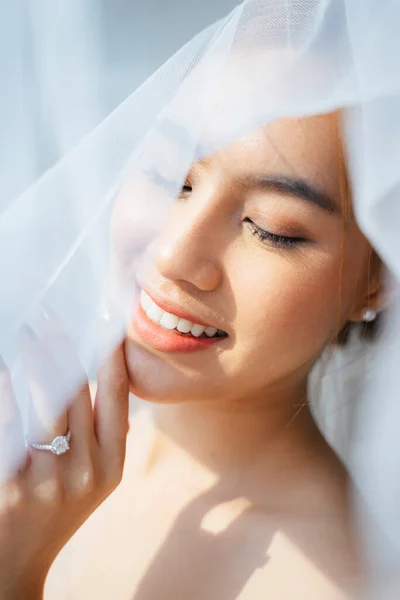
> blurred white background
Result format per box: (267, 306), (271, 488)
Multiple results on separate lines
(0, 0), (237, 208)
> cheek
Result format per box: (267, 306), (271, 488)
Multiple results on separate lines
(231, 250), (344, 362)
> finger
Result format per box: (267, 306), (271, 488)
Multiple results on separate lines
(0, 357), (26, 484)
(61, 379), (97, 497)
(94, 344), (129, 475)
(27, 380), (95, 503)
(20, 325), (70, 500)
(20, 312), (88, 495)
(67, 381), (94, 451)
(31, 308), (95, 449)
(21, 325), (68, 443)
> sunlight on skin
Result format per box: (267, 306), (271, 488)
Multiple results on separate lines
(44, 114), (370, 599)
(243, 531), (347, 600)
(200, 496), (252, 535)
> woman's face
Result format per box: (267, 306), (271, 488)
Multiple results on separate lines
(113, 114), (371, 404)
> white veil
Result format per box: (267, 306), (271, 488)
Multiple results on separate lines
(2, 0), (400, 594)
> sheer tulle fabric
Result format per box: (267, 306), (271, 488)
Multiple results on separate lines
(1, 0), (400, 592)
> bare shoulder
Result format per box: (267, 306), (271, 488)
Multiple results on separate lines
(182, 452), (363, 600)
(232, 441), (364, 599)
(231, 493), (363, 599)
(237, 532), (360, 599)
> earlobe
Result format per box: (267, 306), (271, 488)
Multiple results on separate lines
(347, 284), (382, 324)
(348, 275), (394, 324)
(348, 252), (388, 324)
(348, 305), (379, 324)
(360, 307), (377, 323)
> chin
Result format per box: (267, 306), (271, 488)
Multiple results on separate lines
(124, 337), (199, 404)
(124, 336), (231, 405)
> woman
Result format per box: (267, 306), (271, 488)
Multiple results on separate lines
(0, 110), (385, 599)
(2, 0), (400, 598)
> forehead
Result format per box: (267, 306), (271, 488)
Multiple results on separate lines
(206, 114), (342, 188)
(137, 111), (345, 216)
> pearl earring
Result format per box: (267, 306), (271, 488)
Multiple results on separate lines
(361, 307), (377, 323)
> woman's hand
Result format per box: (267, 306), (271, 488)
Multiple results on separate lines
(0, 318), (130, 600)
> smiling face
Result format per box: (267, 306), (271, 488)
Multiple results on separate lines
(114, 113), (373, 405)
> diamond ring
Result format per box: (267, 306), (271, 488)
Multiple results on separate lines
(26, 430), (72, 456)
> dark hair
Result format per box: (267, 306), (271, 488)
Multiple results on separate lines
(336, 315), (382, 345)
(334, 132), (383, 346)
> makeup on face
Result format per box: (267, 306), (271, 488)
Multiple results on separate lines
(132, 290), (227, 353)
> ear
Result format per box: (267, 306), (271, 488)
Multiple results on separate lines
(348, 252), (391, 323)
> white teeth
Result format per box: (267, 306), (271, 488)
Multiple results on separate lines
(140, 290), (224, 338)
(205, 327), (218, 337)
(160, 312), (180, 330)
(146, 303), (163, 323)
(177, 318), (192, 333)
(141, 291), (151, 311)
(191, 324), (207, 337)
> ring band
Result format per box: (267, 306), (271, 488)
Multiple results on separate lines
(26, 430), (71, 456)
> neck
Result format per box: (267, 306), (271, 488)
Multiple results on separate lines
(149, 379), (321, 478)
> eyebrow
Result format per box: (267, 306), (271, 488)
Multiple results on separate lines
(248, 175), (340, 215)
(156, 120), (340, 215)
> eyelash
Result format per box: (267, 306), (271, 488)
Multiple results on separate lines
(244, 218), (305, 249)
(145, 171), (305, 249)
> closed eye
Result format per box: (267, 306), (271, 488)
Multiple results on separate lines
(244, 218), (308, 249)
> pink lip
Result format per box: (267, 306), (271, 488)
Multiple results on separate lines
(132, 304), (226, 353)
(142, 289), (216, 329)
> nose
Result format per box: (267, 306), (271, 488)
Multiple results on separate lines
(155, 199), (224, 292)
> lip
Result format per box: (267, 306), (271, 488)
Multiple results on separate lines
(142, 288), (221, 330)
(132, 304), (227, 353)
